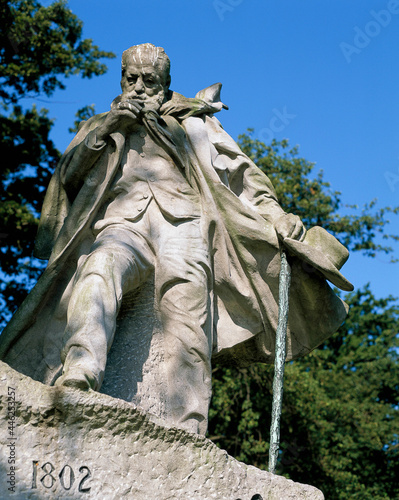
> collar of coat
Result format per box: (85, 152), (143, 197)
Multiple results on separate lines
(109, 84), (227, 177)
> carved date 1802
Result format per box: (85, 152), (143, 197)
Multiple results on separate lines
(32, 461), (91, 493)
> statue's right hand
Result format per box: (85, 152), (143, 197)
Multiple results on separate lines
(96, 100), (143, 141)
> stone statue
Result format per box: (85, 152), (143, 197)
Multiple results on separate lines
(0, 43), (353, 435)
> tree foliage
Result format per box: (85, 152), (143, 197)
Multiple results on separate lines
(209, 134), (399, 499)
(209, 288), (399, 499)
(0, 0), (114, 103)
(0, 0), (115, 324)
(68, 103), (96, 134)
(0, 104), (59, 315)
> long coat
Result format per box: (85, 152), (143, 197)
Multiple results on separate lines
(0, 90), (348, 384)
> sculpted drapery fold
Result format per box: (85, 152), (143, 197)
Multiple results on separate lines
(0, 92), (347, 379)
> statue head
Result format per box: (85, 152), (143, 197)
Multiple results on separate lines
(120, 43), (171, 110)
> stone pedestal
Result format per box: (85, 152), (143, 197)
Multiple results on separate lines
(0, 361), (324, 499)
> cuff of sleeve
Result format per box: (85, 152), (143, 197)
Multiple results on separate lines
(85, 130), (107, 150)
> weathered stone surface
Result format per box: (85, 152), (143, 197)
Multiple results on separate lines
(0, 361), (324, 499)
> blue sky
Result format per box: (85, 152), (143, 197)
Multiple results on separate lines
(32, 0), (399, 301)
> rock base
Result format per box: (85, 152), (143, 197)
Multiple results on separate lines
(0, 361), (324, 499)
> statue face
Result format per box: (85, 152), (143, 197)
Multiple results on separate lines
(121, 61), (168, 110)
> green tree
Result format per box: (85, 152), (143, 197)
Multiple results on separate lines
(208, 134), (399, 500)
(209, 288), (399, 499)
(0, 0), (115, 324)
(68, 103), (96, 134)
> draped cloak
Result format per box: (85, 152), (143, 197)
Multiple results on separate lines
(0, 88), (348, 385)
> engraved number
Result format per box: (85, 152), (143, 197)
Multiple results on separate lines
(79, 466), (92, 493)
(31, 462), (91, 493)
(32, 461), (38, 489)
(59, 464), (75, 490)
(40, 462), (56, 489)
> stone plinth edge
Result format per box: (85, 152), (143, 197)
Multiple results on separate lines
(0, 361), (324, 499)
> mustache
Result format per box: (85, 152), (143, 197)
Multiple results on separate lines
(124, 96), (147, 102)
(123, 89), (164, 100)
(111, 91), (166, 113)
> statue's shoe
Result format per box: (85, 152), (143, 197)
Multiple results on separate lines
(54, 369), (97, 391)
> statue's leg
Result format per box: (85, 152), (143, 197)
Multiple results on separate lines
(56, 222), (153, 390)
(155, 215), (212, 435)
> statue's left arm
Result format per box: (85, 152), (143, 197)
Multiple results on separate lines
(204, 115), (305, 241)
